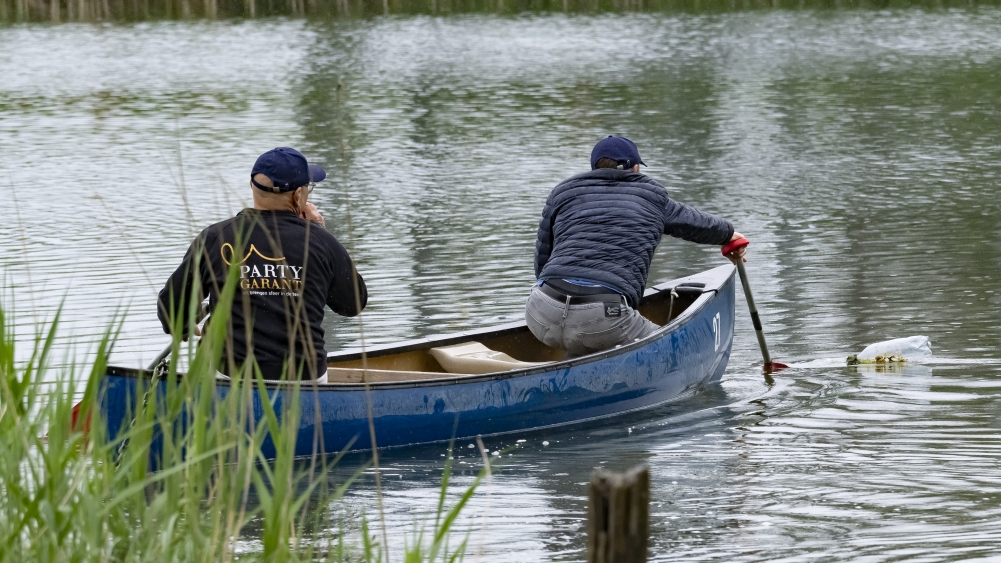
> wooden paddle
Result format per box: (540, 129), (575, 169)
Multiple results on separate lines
(71, 304), (209, 432)
(70, 336), (178, 433)
(721, 238), (788, 372)
(148, 302), (211, 371)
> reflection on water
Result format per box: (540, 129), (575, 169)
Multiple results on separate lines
(4, 0), (997, 23)
(2, 7), (1001, 560)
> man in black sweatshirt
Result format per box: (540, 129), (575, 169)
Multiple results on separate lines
(527, 136), (745, 357)
(157, 147), (367, 380)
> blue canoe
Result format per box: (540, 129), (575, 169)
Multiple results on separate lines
(100, 264), (736, 458)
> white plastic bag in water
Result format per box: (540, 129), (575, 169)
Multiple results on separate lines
(848, 336), (932, 364)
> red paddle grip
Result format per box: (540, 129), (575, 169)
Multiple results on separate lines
(721, 237), (750, 257)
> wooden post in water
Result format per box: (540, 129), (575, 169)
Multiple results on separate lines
(587, 465), (649, 563)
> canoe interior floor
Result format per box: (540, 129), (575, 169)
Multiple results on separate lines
(324, 288), (699, 384)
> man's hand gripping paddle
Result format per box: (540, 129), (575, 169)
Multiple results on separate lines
(721, 238), (788, 373)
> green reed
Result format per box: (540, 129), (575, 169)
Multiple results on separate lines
(0, 288), (483, 562)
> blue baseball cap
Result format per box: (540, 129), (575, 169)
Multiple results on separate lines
(251, 147), (326, 193)
(590, 136), (646, 170)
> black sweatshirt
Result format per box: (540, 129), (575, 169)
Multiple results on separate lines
(157, 209), (367, 379)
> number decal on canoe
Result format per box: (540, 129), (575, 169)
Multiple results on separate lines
(712, 312), (721, 352)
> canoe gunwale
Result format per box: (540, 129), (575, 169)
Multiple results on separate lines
(104, 265), (735, 391)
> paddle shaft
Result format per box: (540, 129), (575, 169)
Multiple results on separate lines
(146, 303), (209, 371)
(721, 237), (783, 369)
(146, 343), (174, 371)
(733, 259), (773, 366)
(71, 306), (209, 433)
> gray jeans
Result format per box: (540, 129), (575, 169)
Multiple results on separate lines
(524, 285), (659, 357)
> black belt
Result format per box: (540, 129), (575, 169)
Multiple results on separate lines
(539, 281), (624, 305)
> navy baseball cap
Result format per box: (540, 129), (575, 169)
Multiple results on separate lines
(251, 147), (326, 193)
(590, 136), (646, 170)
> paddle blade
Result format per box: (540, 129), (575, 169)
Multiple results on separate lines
(764, 362), (789, 373)
(71, 401), (91, 434)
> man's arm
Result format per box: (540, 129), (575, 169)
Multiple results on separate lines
(534, 197), (556, 278)
(326, 241), (368, 317)
(157, 237), (209, 337)
(663, 198), (734, 245)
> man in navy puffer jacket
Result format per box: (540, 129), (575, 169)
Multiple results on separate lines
(526, 136), (746, 356)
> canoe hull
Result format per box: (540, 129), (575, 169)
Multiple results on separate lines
(100, 265), (736, 457)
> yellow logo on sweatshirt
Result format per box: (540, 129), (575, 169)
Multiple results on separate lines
(220, 243), (284, 266)
(221, 243), (303, 294)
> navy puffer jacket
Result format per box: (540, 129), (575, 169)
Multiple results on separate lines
(534, 169), (734, 307)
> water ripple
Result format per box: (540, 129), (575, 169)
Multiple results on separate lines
(3, 9), (1001, 560)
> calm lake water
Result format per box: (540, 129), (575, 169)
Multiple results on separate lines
(3, 7), (1001, 560)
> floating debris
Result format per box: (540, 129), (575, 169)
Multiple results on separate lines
(847, 336), (932, 365)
